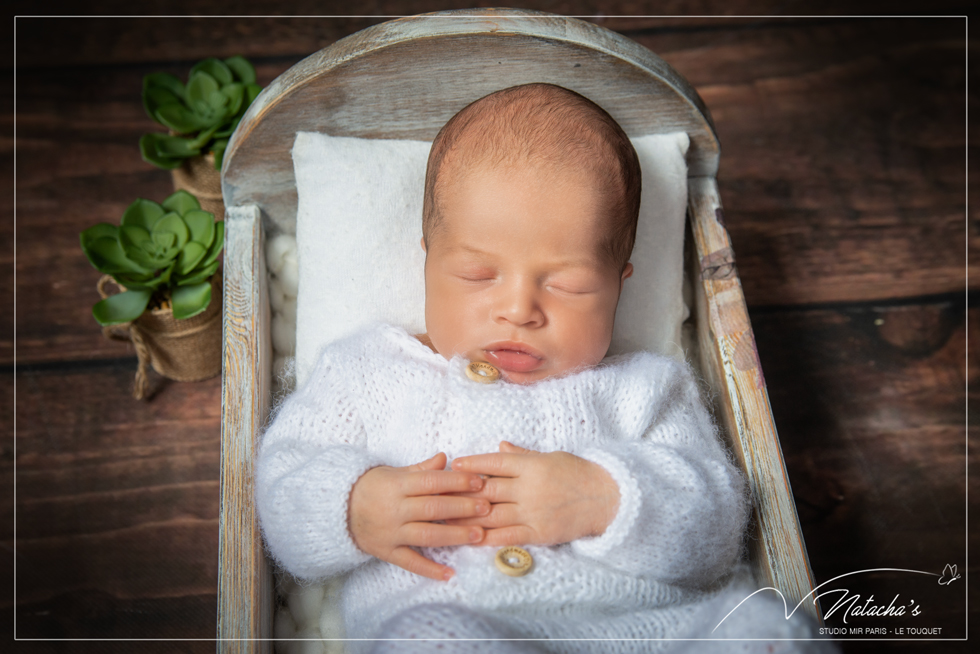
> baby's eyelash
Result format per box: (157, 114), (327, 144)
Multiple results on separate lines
(547, 284), (592, 295)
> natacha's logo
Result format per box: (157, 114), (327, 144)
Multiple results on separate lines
(713, 565), (959, 632)
(937, 564), (960, 586)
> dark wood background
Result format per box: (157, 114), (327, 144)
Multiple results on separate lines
(6, 2), (977, 652)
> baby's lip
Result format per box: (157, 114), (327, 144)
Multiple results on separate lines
(483, 341), (544, 373)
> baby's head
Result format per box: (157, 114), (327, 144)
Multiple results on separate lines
(421, 83), (641, 384)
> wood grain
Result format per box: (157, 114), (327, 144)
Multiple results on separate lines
(688, 177), (819, 622)
(218, 205), (272, 651)
(8, 367), (221, 638)
(751, 300), (974, 641)
(11, 4), (974, 68)
(676, 18), (970, 307)
(223, 11), (720, 235)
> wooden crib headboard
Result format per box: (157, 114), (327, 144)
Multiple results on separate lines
(222, 8), (719, 235)
(219, 9), (818, 651)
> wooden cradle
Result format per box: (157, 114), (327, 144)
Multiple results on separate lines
(218, 9), (819, 651)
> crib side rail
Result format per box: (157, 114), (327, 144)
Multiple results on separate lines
(687, 177), (821, 625)
(219, 204), (273, 652)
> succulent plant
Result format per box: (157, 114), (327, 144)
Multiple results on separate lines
(81, 190), (224, 325)
(140, 56), (262, 170)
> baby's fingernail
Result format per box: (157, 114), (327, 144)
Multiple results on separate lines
(443, 569), (454, 581)
(469, 528), (483, 542)
(470, 477), (483, 490)
(476, 501), (490, 515)
(451, 460), (463, 470)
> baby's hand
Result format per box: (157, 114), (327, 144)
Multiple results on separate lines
(348, 452), (489, 581)
(446, 442), (620, 547)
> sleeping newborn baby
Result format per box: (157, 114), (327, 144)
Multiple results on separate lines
(257, 83), (832, 652)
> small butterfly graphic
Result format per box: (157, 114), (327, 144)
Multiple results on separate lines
(938, 564), (961, 586)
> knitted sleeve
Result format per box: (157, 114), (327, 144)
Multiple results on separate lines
(571, 356), (750, 587)
(254, 347), (384, 581)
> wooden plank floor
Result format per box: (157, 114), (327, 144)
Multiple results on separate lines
(8, 4), (976, 652)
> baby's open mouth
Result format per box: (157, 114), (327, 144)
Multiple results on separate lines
(484, 343), (543, 373)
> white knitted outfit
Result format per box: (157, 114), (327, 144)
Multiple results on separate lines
(257, 324), (832, 653)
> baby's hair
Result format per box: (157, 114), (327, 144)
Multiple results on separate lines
(422, 83), (641, 270)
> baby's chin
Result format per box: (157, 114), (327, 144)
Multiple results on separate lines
(498, 363), (587, 385)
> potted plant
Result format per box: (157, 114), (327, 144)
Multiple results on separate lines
(139, 55), (262, 217)
(80, 190), (224, 398)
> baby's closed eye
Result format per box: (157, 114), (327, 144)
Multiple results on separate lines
(545, 276), (601, 295)
(453, 265), (497, 283)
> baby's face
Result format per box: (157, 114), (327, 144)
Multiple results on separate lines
(423, 163), (632, 384)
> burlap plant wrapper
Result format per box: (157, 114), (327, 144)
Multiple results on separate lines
(171, 152), (225, 218)
(99, 272), (223, 399)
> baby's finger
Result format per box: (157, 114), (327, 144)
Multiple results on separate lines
(448, 476), (517, 503)
(387, 545), (454, 581)
(400, 522), (485, 548)
(403, 495), (490, 522)
(402, 469), (484, 496)
(481, 525), (537, 547)
(450, 453), (525, 476)
(445, 502), (520, 528)
(407, 452), (448, 472)
(499, 441), (539, 454)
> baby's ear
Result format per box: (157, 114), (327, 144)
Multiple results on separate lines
(621, 262), (634, 287)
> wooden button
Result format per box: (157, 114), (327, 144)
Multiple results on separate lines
(495, 546), (532, 577)
(465, 361), (500, 384)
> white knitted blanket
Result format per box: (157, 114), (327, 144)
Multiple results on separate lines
(255, 324), (832, 651)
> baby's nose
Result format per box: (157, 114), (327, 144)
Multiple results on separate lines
(493, 281), (544, 327)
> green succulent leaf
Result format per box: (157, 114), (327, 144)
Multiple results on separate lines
(207, 89), (230, 113)
(245, 82), (262, 104)
(155, 103), (213, 134)
(211, 139), (229, 169)
(80, 223), (118, 248)
(224, 56), (256, 85)
(152, 231), (176, 249)
(120, 225), (170, 269)
(152, 211), (190, 248)
(187, 125), (218, 149)
(119, 224), (151, 249)
(92, 288), (153, 326)
(172, 281), (212, 320)
(151, 133), (202, 159)
(118, 261), (175, 290)
(186, 71), (219, 107)
(176, 260), (219, 286)
(141, 58), (261, 171)
(111, 272), (154, 289)
(220, 82), (245, 116)
(121, 199), (165, 231)
(161, 190), (201, 216)
(151, 263), (175, 289)
(144, 86), (182, 121)
(144, 72), (185, 98)
(142, 72), (185, 119)
(191, 57), (233, 86)
(176, 241), (207, 275)
(82, 236), (152, 275)
(183, 209), (215, 247)
(139, 133), (183, 169)
(213, 117), (240, 139)
(199, 220), (225, 267)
